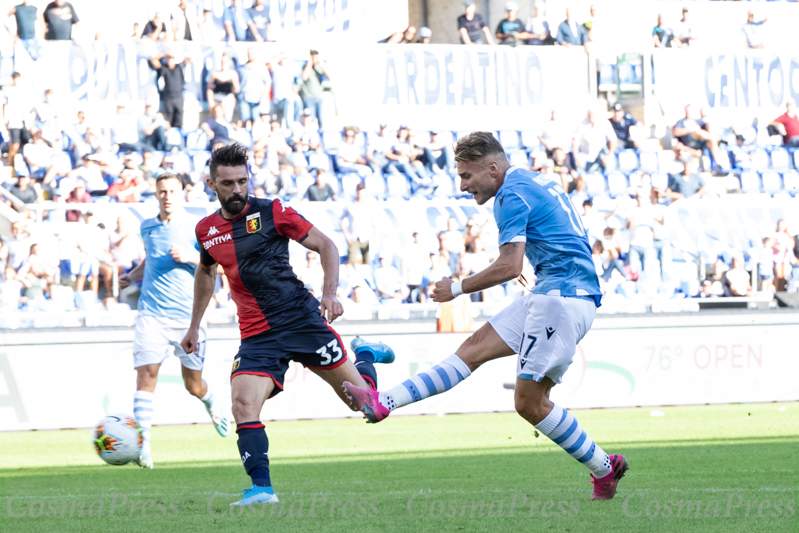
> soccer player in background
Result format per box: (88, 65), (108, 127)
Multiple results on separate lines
(119, 173), (230, 469)
(345, 132), (629, 500)
(180, 144), (391, 507)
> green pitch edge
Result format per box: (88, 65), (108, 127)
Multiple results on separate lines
(585, 362), (635, 392)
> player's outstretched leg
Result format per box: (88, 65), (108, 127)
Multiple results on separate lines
(230, 375), (279, 506)
(350, 337), (395, 390)
(182, 366), (230, 437)
(344, 323), (514, 423)
(515, 377), (628, 500)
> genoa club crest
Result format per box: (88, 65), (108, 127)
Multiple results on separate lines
(246, 212), (262, 234)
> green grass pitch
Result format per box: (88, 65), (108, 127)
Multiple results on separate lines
(1, 403), (797, 532)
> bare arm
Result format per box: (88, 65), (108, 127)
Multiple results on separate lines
(432, 241), (525, 302)
(180, 261), (216, 354)
(224, 21), (236, 41)
(300, 227), (344, 322)
(482, 25), (496, 45)
(459, 27), (473, 45)
(118, 258), (145, 288)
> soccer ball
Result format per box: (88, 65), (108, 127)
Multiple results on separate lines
(93, 414), (142, 465)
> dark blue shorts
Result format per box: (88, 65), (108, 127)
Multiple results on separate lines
(231, 314), (348, 397)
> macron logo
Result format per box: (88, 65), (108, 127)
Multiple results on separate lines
(208, 226), (219, 236)
(203, 233), (232, 250)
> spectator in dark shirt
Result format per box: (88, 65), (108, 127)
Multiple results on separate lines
(769, 99), (799, 147)
(43, 0), (78, 41)
(247, 0), (270, 42)
(555, 8), (588, 50)
(300, 50), (330, 130)
(9, 174), (38, 205)
(652, 13), (678, 48)
(200, 104), (235, 150)
(609, 103), (639, 149)
(495, 2), (532, 47)
(142, 12), (168, 41)
(665, 161), (706, 203)
(305, 169), (337, 202)
(7, 0), (42, 59)
(458, 1), (494, 45)
(149, 51), (190, 128)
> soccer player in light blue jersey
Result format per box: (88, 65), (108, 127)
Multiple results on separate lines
(346, 132), (628, 500)
(119, 173), (230, 468)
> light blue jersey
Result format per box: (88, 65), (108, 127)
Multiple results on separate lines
(494, 166), (602, 306)
(139, 213), (201, 319)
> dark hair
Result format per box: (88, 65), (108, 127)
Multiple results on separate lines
(11, 72), (21, 80)
(454, 132), (506, 163)
(209, 143), (249, 180)
(155, 172), (184, 188)
(582, 199), (593, 207)
(310, 49), (319, 56)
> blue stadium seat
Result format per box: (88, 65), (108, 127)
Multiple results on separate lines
(499, 130), (520, 152)
(508, 151), (529, 168)
(783, 170), (799, 195)
(340, 173), (361, 198)
(322, 131), (341, 153)
(191, 151), (212, 172)
(761, 171), (782, 195)
(364, 173), (386, 198)
(170, 153), (191, 174)
(295, 174), (314, 197)
(186, 130), (208, 151)
(598, 63), (615, 87)
(638, 151), (659, 173)
(651, 173), (668, 190)
(617, 149), (638, 173)
(519, 130), (541, 151)
(769, 148), (792, 170)
(794, 150), (799, 170)
(606, 172), (628, 198)
(752, 149), (769, 171)
(739, 171), (761, 194)
(585, 173), (608, 196)
(386, 173), (410, 199)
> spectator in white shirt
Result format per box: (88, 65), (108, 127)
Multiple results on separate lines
(373, 254), (408, 303)
(742, 11), (767, 50)
(525, 1), (552, 45)
(673, 8), (695, 48)
(572, 108), (616, 172)
(336, 128), (371, 177)
(538, 109), (573, 156)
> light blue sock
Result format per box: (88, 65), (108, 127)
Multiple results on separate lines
(133, 390), (154, 450)
(535, 403), (612, 478)
(379, 354), (471, 410)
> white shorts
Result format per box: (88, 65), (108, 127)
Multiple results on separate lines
(489, 293), (596, 384)
(132, 315), (207, 371)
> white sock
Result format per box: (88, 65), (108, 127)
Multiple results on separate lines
(133, 390), (154, 451)
(200, 386), (216, 413)
(535, 403), (612, 478)
(379, 354), (471, 411)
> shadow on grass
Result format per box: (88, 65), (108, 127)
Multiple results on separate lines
(2, 438), (798, 533)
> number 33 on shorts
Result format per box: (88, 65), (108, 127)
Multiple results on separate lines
(316, 339), (343, 366)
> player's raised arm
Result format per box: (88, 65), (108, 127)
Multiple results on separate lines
(300, 226), (344, 323)
(432, 241), (525, 302)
